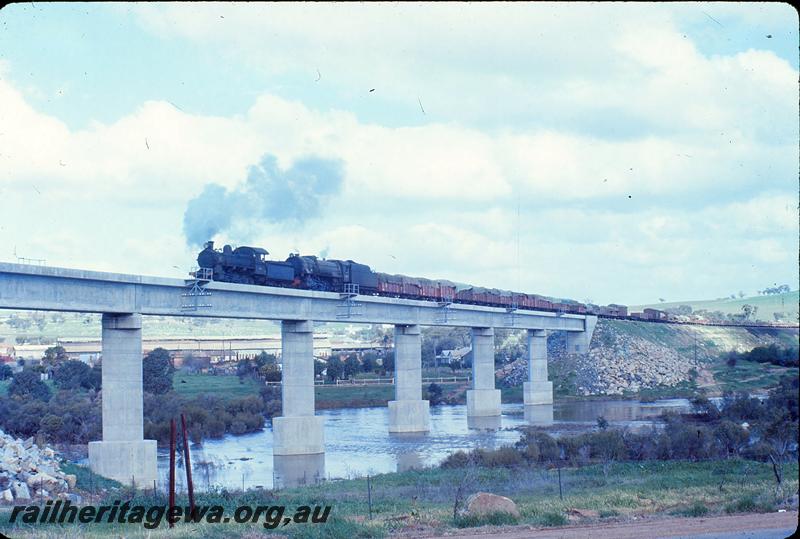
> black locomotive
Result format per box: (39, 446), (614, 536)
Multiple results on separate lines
(196, 241), (377, 292)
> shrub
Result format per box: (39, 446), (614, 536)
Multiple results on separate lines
(441, 450), (472, 469)
(143, 348), (174, 394)
(230, 421), (248, 435)
(427, 383), (444, 406)
(674, 502), (709, 517)
(538, 512), (568, 526)
(455, 511), (518, 528)
(8, 370), (51, 401)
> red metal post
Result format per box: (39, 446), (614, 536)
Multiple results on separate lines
(169, 418), (176, 528)
(180, 413), (195, 516)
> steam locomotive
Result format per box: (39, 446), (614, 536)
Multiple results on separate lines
(195, 241), (624, 316)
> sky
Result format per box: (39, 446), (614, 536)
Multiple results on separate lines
(0, 2), (797, 306)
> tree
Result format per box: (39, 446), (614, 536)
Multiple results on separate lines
(254, 351), (278, 369)
(741, 304), (757, 320)
(42, 345), (68, 368)
(314, 359), (326, 377)
(8, 370), (51, 401)
(343, 354), (360, 379)
(236, 358), (256, 379)
(0, 364), (13, 381)
(362, 351), (377, 373)
(713, 420), (749, 457)
(142, 347), (174, 394)
(427, 383), (444, 405)
(259, 363), (281, 382)
(53, 360), (99, 390)
(381, 351), (395, 374)
(326, 356), (344, 382)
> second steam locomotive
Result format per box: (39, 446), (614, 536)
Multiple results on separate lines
(195, 241), (625, 316)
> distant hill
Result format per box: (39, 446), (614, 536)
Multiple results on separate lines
(632, 290), (798, 323)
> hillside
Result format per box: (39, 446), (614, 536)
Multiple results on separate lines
(632, 290), (798, 323)
(551, 319), (798, 397)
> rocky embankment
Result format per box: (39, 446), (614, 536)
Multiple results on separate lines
(496, 320), (798, 397)
(0, 429), (79, 504)
(573, 322), (700, 395)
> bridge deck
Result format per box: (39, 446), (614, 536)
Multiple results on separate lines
(0, 262), (590, 330)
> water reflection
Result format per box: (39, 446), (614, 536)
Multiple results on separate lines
(467, 415), (502, 431)
(396, 451), (423, 472)
(524, 404), (554, 425)
(274, 454), (325, 488)
(155, 398), (698, 491)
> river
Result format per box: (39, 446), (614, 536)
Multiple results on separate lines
(159, 398), (699, 491)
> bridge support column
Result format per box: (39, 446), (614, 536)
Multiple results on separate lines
(523, 329), (553, 405)
(273, 320), (324, 455)
(565, 315), (598, 354)
(88, 313), (157, 488)
(466, 327), (501, 417)
(389, 324), (430, 433)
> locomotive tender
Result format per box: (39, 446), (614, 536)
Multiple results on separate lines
(195, 241), (617, 315)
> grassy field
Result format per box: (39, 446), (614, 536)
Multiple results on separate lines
(0, 459), (795, 538)
(710, 360), (797, 394)
(173, 373), (264, 400)
(171, 373), (472, 409)
(633, 290), (798, 322)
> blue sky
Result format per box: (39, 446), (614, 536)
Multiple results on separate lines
(1, 2), (797, 306)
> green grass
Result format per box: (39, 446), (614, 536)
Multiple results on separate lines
(171, 373), (469, 409)
(315, 384), (394, 408)
(455, 511), (519, 528)
(710, 360), (796, 393)
(3, 459), (793, 538)
(173, 373), (263, 400)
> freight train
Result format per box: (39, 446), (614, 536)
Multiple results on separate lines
(193, 241), (800, 328)
(195, 241), (625, 316)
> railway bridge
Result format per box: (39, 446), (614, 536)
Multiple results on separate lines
(0, 262), (597, 487)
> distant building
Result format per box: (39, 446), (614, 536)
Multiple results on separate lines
(0, 344), (15, 364)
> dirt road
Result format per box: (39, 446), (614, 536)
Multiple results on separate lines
(404, 511), (798, 539)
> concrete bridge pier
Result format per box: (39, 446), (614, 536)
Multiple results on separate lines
(88, 313), (157, 488)
(273, 320), (324, 455)
(466, 327), (501, 417)
(565, 315), (598, 354)
(389, 324), (430, 433)
(523, 329), (553, 405)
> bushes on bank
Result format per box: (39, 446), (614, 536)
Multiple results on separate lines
(442, 373), (799, 471)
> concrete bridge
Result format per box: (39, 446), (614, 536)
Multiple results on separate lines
(0, 262), (597, 487)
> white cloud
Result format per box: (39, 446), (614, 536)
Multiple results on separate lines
(1, 3), (797, 304)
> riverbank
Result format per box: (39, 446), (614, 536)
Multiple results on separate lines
(1, 459), (796, 538)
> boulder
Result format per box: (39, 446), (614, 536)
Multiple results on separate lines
(65, 474), (77, 490)
(26, 472), (66, 494)
(461, 492), (520, 518)
(11, 481), (30, 501)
